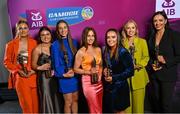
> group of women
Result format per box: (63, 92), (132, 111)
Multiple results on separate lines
(3, 11), (180, 113)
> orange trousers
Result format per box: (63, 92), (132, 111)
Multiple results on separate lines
(16, 80), (39, 113)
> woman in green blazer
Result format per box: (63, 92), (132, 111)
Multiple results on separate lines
(121, 19), (149, 113)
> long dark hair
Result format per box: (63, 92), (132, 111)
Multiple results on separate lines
(55, 20), (77, 55)
(104, 28), (123, 60)
(38, 26), (53, 44)
(151, 10), (169, 31)
(81, 27), (98, 49)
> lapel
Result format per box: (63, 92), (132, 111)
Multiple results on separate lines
(158, 29), (169, 53)
(27, 37), (36, 69)
(27, 37), (31, 67)
(123, 37), (139, 50)
(134, 37), (139, 48)
(13, 38), (20, 64)
(123, 38), (129, 49)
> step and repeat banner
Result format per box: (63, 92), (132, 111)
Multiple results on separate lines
(8, 0), (156, 44)
(5, 0), (180, 84)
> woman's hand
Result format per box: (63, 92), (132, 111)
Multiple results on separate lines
(37, 63), (51, 70)
(104, 76), (112, 82)
(103, 68), (108, 77)
(134, 64), (142, 71)
(90, 67), (99, 74)
(152, 64), (162, 71)
(18, 69), (28, 78)
(27, 70), (35, 76)
(63, 69), (74, 78)
(157, 55), (166, 64)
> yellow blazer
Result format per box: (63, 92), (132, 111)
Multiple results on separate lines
(123, 37), (149, 90)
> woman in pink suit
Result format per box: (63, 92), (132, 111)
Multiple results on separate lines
(74, 27), (103, 113)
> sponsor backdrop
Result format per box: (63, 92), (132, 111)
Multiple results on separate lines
(7, 0), (180, 44)
(7, 0), (180, 81)
(8, 0), (156, 44)
(4, 0), (180, 111)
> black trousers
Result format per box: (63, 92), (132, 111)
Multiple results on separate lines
(149, 79), (176, 112)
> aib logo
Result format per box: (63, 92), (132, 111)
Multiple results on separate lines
(26, 10), (46, 29)
(31, 12), (42, 21)
(162, 0), (175, 15)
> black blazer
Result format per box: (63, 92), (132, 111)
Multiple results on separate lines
(147, 28), (180, 81)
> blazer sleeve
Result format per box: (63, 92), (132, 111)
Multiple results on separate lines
(50, 43), (65, 78)
(164, 30), (180, 68)
(112, 49), (134, 81)
(73, 39), (79, 49)
(138, 39), (150, 67)
(4, 42), (19, 74)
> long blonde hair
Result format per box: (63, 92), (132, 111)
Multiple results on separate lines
(121, 19), (139, 44)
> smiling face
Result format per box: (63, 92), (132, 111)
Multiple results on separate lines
(17, 23), (29, 38)
(87, 30), (95, 45)
(106, 31), (118, 48)
(40, 30), (52, 44)
(125, 22), (137, 38)
(153, 14), (167, 31)
(58, 22), (68, 37)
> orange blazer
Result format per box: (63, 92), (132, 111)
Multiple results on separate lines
(4, 37), (37, 89)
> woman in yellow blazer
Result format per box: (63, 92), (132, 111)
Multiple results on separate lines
(121, 19), (149, 113)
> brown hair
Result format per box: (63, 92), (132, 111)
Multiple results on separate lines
(55, 20), (77, 55)
(151, 10), (169, 30)
(104, 28), (123, 60)
(81, 27), (98, 49)
(38, 26), (53, 44)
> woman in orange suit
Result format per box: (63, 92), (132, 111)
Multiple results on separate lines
(4, 20), (39, 113)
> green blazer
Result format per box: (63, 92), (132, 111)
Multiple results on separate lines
(123, 37), (149, 90)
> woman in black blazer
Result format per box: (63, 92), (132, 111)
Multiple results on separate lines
(147, 11), (180, 112)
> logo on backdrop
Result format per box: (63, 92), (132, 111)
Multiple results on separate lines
(26, 9), (46, 30)
(47, 6), (94, 26)
(81, 6), (94, 20)
(156, 0), (180, 18)
(162, 0), (175, 8)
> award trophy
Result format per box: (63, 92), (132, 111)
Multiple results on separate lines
(129, 43), (136, 65)
(63, 50), (71, 72)
(42, 55), (52, 78)
(91, 57), (98, 84)
(154, 45), (160, 68)
(129, 43), (142, 71)
(105, 53), (112, 77)
(17, 53), (28, 75)
(106, 64), (112, 78)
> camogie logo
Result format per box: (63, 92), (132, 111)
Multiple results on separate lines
(47, 6), (94, 26)
(81, 6), (94, 20)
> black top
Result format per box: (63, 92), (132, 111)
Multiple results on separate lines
(147, 28), (180, 81)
